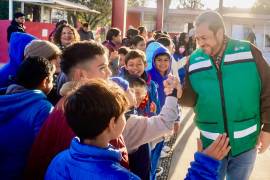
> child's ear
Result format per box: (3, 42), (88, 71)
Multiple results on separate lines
(108, 117), (116, 133)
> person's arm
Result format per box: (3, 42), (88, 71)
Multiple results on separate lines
(250, 44), (270, 153)
(178, 57), (197, 107)
(123, 77), (180, 152)
(185, 134), (231, 180)
(123, 96), (178, 153)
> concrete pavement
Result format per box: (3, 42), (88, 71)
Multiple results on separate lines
(158, 107), (270, 180)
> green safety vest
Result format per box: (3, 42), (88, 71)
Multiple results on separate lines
(189, 38), (261, 156)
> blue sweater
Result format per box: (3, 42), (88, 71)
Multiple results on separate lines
(0, 85), (53, 179)
(46, 138), (140, 180)
(0, 32), (36, 88)
(185, 152), (221, 180)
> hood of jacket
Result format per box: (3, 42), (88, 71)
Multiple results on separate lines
(9, 32), (37, 66)
(151, 46), (172, 77)
(148, 46), (172, 107)
(0, 84), (48, 124)
(69, 138), (121, 163)
(145, 42), (163, 71)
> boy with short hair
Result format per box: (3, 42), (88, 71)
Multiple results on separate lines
(45, 79), (140, 180)
(0, 56), (54, 179)
(122, 49), (160, 115)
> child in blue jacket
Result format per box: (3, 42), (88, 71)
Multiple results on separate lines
(0, 56), (54, 179)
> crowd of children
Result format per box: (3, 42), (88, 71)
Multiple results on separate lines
(0, 17), (231, 180)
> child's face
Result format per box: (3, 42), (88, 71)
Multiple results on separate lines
(154, 54), (170, 76)
(135, 40), (146, 51)
(132, 85), (147, 107)
(119, 53), (126, 67)
(80, 54), (112, 80)
(125, 58), (145, 77)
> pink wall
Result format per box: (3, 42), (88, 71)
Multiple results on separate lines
(0, 20), (55, 63)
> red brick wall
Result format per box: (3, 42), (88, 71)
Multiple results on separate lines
(126, 12), (141, 32)
(0, 20), (55, 63)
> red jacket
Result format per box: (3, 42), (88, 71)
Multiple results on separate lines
(24, 97), (129, 180)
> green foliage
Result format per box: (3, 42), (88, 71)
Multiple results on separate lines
(0, 1), (21, 20)
(177, 0), (204, 9)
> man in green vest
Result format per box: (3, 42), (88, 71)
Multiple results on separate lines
(179, 11), (270, 180)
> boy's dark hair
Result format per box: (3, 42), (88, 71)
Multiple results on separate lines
(61, 41), (106, 75)
(82, 22), (89, 27)
(154, 32), (169, 40)
(138, 26), (146, 34)
(118, 46), (130, 55)
(125, 49), (146, 65)
(56, 20), (67, 28)
(126, 28), (139, 39)
(14, 12), (25, 19)
(106, 28), (121, 41)
(157, 37), (172, 47)
(126, 75), (147, 88)
(16, 56), (53, 89)
(64, 79), (129, 140)
(131, 35), (145, 47)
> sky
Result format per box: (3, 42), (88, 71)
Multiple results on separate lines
(145, 0), (257, 9)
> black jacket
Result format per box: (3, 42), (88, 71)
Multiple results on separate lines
(7, 20), (25, 42)
(78, 28), (94, 41)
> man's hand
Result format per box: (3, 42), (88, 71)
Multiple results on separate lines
(164, 75), (182, 98)
(197, 134), (231, 160)
(257, 131), (270, 154)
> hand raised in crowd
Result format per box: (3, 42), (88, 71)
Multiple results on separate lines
(163, 74), (183, 98)
(257, 131), (270, 154)
(109, 51), (120, 62)
(197, 134), (231, 160)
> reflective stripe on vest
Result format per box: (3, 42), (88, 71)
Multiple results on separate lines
(189, 60), (212, 73)
(201, 124), (257, 140)
(224, 51), (253, 63)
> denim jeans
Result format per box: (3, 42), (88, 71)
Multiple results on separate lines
(219, 148), (257, 180)
(150, 140), (164, 180)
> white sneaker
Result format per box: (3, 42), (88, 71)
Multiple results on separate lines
(160, 150), (170, 158)
(162, 145), (171, 152)
(156, 167), (164, 177)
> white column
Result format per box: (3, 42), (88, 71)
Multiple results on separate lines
(21, 2), (24, 13)
(9, 0), (13, 20)
(40, 5), (44, 22)
(140, 11), (144, 25)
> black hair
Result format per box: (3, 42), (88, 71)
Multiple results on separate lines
(138, 26), (147, 35)
(126, 28), (139, 39)
(157, 37), (172, 47)
(61, 41), (106, 75)
(131, 35), (145, 46)
(16, 56), (53, 89)
(14, 12), (25, 19)
(106, 28), (121, 41)
(126, 75), (147, 88)
(118, 46), (130, 55)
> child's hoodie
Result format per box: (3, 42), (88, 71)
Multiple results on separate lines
(148, 46), (172, 107)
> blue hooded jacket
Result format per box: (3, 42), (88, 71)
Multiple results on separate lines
(46, 138), (140, 180)
(0, 32), (36, 88)
(145, 42), (163, 71)
(0, 85), (53, 179)
(148, 46), (172, 107)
